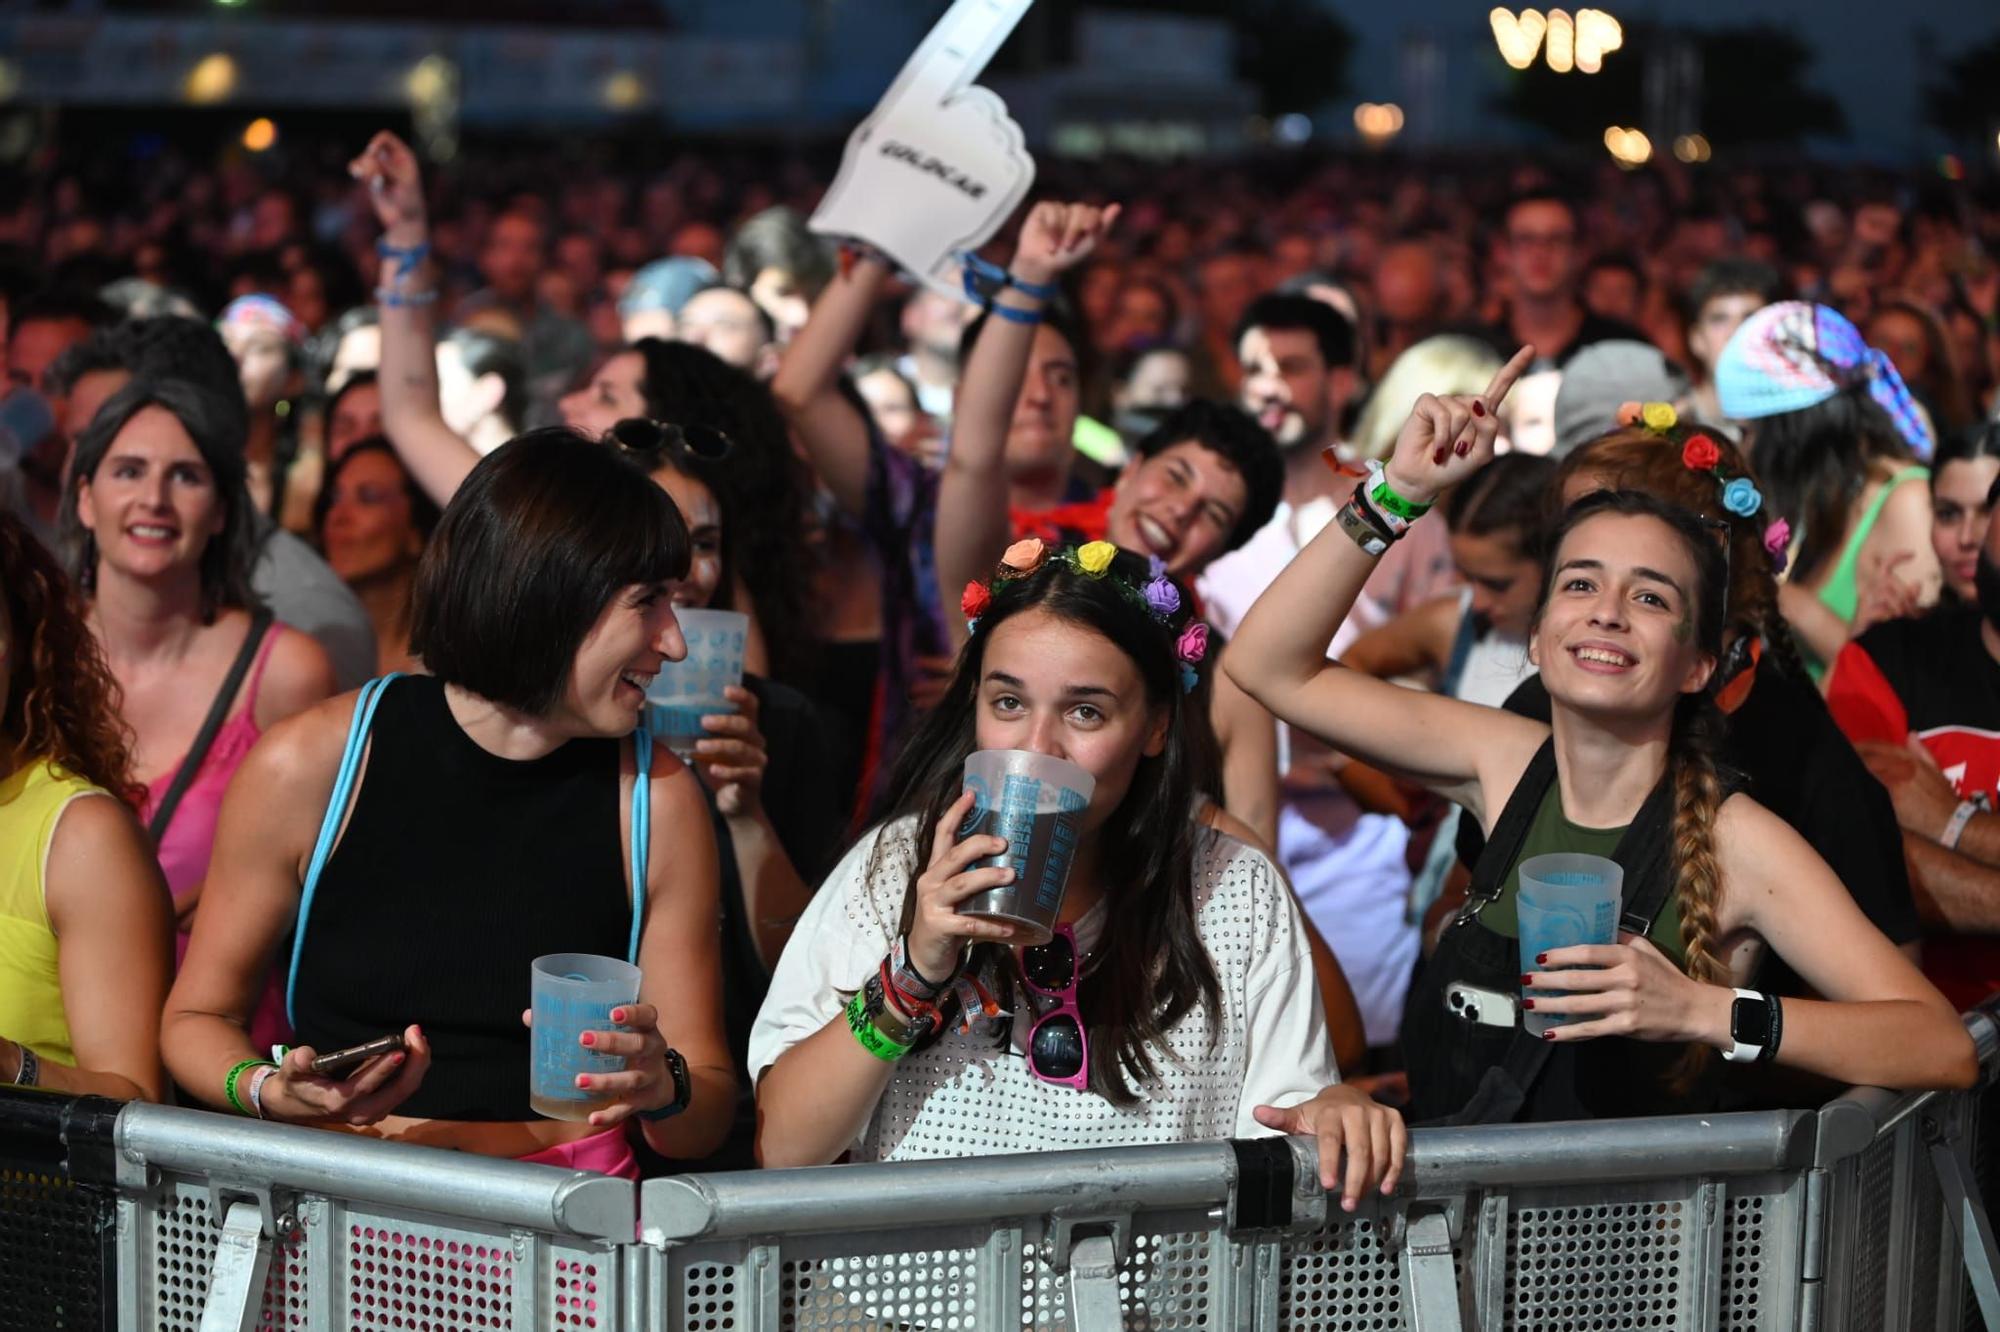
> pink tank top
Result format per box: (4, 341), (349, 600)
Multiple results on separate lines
(141, 624), (290, 1050)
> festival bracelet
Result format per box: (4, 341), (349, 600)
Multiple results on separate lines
(845, 988), (914, 1062)
(1365, 460), (1434, 522)
(247, 1064), (279, 1119)
(375, 237), (432, 280)
(375, 286), (439, 309)
(1334, 488), (1396, 557)
(1943, 800), (1980, 851)
(224, 1058), (278, 1116)
(892, 935), (954, 1001)
(986, 301), (1044, 327)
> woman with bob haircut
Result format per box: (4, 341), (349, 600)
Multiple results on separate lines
(1228, 349), (1974, 1124)
(0, 511), (176, 1102)
(163, 428), (733, 1175)
(752, 539), (1402, 1213)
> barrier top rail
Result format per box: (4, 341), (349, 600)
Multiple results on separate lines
(113, 1101), (634, 1241)
(642, 1105), (1819, 1245)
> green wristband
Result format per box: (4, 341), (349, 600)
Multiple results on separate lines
(224, 1058), (277, 1116)
(845, 989), (913, 1062)
(1367, 474), (1433, 521)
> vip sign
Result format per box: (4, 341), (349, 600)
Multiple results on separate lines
(1489, 8), (1623, 74)
(810, 0), (1037, 301)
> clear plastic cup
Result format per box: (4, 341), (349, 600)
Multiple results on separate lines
(1517, 853), (1624, 1037)
(645, 608), (749, 761)
(956, 750), (1096, 945)
(529, 953), (641, 1121)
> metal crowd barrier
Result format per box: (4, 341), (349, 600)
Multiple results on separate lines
(2, 1004), (1998, 1330)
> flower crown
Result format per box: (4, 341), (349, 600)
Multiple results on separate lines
(960, 538), (1209, 693)
(1618, 401), (1792, 575)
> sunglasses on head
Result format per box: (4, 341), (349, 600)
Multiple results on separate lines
(608, 416), (733, 462)
(1018, 924), (1088, 1091)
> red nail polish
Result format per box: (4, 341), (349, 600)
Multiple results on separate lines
(1541, 1030), (1555, 1041)
(580, 1032), (595, 1047)
(611, 1009), (626, 1023)
(1472, 401), (1486, 417)
(1522, 999), (1535, 1011)
(1536, 953), (1548, 965)
(1520, 974), (1534, 986)
(1433, 448), (1447, 464)
(577, 1075), (591, 1089)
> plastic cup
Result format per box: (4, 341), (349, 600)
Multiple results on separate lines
(956, 750), (1096, 945)
(1517, 853), (1623, 1037)
(529, 953), (641, 1121)
(644, 608), (749, 761)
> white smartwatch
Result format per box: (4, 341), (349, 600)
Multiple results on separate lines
(1721, 988), (1781, 1064)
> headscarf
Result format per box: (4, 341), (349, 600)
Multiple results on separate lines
(216, 293), (306, 348)
(1713, 301), (1932, 460)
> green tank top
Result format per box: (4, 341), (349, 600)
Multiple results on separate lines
(1805, 464), (1930, 681)
(1477, 780), (1687, 967)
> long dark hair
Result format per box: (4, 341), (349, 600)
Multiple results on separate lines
(0, 511), (140, 804)
(629, 338), (815, 687)
(61, 376), (261, 621)
(1747, 386), (1916, 586)
(1535, 489), (1732, 1089)
(874, 550), (1221, 1105)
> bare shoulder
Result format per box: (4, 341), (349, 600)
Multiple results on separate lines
(255, 626), (339, 724)
(44, 793), (172, 929)
(242, 689), (365, 796)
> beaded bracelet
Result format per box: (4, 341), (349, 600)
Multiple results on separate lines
(224, 1058), (278, 1116)
(845, 988), (914, 1062)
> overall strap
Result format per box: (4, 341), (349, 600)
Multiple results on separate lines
(147, 608), (275, 843)
(627, 719), (652, 965)
(286, 673), (403, 1027)
(1456, 738), (1558, 923)
(1609, 769), (1681, 937)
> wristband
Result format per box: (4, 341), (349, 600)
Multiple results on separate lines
(247, 1064), (278, 1119)
(870, 966), (939, 1045)
(1943, 800), (1980, 851)
(892, 936), (953, 1001)
(375, 238), (431, 280)
(960, 252), (1060, 306)
(1364, 460), (1434, 522)
(845, 988), (914, 1061)
(374, 286), (439, 309)
(9, 1043), (37, 1088)
(224, 1058), (278, 1116)
(985, 300), (1044, 327)
(1335, 488), (1396, 557)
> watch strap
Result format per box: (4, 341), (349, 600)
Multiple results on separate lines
(637, 1048), (691, 1121)
(1722, 987), (1779, 1064)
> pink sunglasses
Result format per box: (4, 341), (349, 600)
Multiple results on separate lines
(1018, 924), (1088, 1090)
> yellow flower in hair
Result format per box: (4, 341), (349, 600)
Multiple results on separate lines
(1076, 541), (1118, 576)
(1641, 401), (1678, 432)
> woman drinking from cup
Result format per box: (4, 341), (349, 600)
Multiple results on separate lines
(1226, 349), (1975, 1124)
(752, 540), (1403, 1212)
(162, 428), (733, 1174)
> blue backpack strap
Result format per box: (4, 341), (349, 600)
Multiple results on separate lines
(286, 673), (403, 1027)
(627, 718), (653, 964)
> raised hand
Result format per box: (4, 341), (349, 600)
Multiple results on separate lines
(262, 1024), (432, 1127)
(347, 130), (428, 244)
(1009, 201), (1122, 288)
(1382, 345), (1536, 507)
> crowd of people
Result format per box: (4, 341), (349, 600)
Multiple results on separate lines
(3, 120), (1998, 1198)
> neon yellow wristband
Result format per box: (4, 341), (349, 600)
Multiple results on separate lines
(845, 989), (913, 1062)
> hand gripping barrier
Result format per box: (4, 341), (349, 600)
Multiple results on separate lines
(0, 1000), (1995, 1331)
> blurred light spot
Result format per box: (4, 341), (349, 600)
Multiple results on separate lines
(184, 53), (238, 104)
(241, 117), (277, 152)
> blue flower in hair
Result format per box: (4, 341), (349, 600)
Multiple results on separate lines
(1179, 663), (1200, 694)
(1720, 477), (1763, 518)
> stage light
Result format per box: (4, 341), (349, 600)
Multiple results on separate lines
(1672, 133), (1711, 164)
(184, 54), (238, 104)
(603, 71), (646, 111)
(1604, 126), (1651, 167)
(241, 118), (277, 152)
(1354, 103), (1405, 143)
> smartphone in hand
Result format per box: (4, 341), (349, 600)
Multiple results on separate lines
(309, 1033), (408, 1078)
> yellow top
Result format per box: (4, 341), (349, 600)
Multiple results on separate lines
(0, 760), (105, 1066)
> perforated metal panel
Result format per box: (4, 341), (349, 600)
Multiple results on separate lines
(1846, 1132), (1900, 1324)
(1718, 1194), (1766, 1329)
(0, 1163), (112, 1331)
(348, 1221), (517, 1329)
(1020, 1227), (1214, 1330)
(780, 1247), (979, 1330)
(1504, 1198), (1689, 1328)
(148, 1181), (313, 1331)
(1278, 1217), (1404, 1331)
(677, 1259), (740, 1331)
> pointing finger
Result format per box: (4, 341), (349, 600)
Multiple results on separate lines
(1482, 345), (1537, 412)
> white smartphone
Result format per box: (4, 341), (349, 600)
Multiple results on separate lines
(1445, 981), (1519, 1029)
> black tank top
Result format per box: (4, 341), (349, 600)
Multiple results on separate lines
(288, 676), (632, 1121)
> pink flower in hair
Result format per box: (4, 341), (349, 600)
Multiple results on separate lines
(1175, 621), (1208, 665)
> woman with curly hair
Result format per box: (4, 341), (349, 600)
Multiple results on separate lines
(0, 510), (175, 1100)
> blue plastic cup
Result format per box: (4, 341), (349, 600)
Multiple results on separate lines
(529, 953), (641, 1121)
(644, 608), (749, 761)
(956, 750), (1096, 945)
(1517, 853), (1623, 1036)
